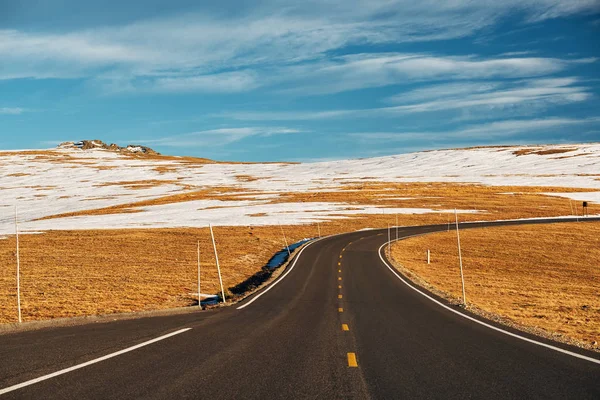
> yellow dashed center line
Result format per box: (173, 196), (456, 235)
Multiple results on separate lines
(338, 285), (342, 289)
(339, 255), (343, 259)
(342, 324), (349, 331)
(338, 307), (344, 312)
(347, 353), (358, 367)
(338, 294), (343, 299)
(338, 262), (341, 266)
(338, 277), (342, 281)
(338, 269), (341, 273)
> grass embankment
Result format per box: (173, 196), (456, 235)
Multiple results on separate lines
(0, 225), (310, 323)
(389, 222), (600, 350)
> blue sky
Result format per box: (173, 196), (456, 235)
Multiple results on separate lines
(1, 0), (599, 161)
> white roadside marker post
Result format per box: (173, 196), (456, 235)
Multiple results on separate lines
(427, 249), (430, 265)
(197, 240), (201, 309)
(569, 200), (574, 216)
(209, 224), (226, 304)
(387, 224), (391, 258)
(396, 214), (398, 240)
(317, 222), (321, 238)
(15, 205), (22, 323)
(280, 223), (291, 257)
(454, 209), (467, 307)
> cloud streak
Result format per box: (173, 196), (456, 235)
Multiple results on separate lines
(1, 0), (598, 91)
(139, 127), (302, 147)
(386, 77), (592, 113)
(226, 76), (594, 121)
(0, 107), (26, 115)
(350, 117), (600, 142)
(275, 53), (592, 95)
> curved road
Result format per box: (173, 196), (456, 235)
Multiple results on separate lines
(1, 218), (599, 399)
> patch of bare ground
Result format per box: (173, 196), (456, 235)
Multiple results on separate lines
(554, 153), (589, 160)
(513, 147), (578, 156)
(389, 222), (600, 351)
(447, 145), (516, 151)
(94, 180), (181, 190)
(123, 152), (295, 165)
(235, 174), (260, 182)
(153, 165), (180, 174)
(0, 150), (65, 158)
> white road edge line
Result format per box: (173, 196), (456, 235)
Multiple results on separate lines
(237, 237), (324, 310)
(379, 235), (600, 366)
(0, 328), (192, 395)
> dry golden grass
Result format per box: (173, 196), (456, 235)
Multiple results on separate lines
(153, 165), (180, 174)
(36, 181), (600, 223)
(235, 174), (261, 182)
(0, 225), (307, 323)
(94, 180), (180, 190)
(35, 186), (251, 220)
(6, 173), (31, 177)
(274, 182), (599, 222)
(513, 148), (578, 156)
(0, 150), (65, 158)
(0, 213), (467, 324)
(390, 222), (600, 348)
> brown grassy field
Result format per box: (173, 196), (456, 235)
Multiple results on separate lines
(274, 182), (597, 221)
(513, 147), (578, 156)
(0, 214), (408, 324)
(0, 225), (312, 323)
(389, 222), (600, 349)
(37, 181), (600, 223)
(2, 176), (599, 330)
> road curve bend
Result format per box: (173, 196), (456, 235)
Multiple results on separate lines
(1, 218), (599, 399)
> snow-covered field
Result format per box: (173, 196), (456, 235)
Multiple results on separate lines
(1, 143), (599, 235)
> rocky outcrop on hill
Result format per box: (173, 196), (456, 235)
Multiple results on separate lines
(58, 140), (160, 155)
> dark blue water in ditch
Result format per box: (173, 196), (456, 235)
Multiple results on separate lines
(200, 238), (314, 305)
(266, 238), (313, 269)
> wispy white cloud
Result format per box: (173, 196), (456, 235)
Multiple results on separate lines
(447, 117), (600, 139)
(499, 51), (537, 57)
(0, 107), (26, 115)
(524, 0), (600, 21)
(227, 76), (593, 121)
(386, 82), (501, 104)
(277, 53), (593, 95)
(134, 71), (260, 93)
(139, 127), (302, 147)
(386, 76), (591, 113)
(350, 117), (600, 141)
(221, 110), (356, 121)
(0, 0), (598, 91)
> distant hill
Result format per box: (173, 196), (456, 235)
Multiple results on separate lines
(1, 142), (599, 235)
(58, 140), (160, 156)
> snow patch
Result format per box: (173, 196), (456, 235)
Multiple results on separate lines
(1, 143), (599, 233)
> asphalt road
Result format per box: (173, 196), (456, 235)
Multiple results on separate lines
(1, 218), (599, 399)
